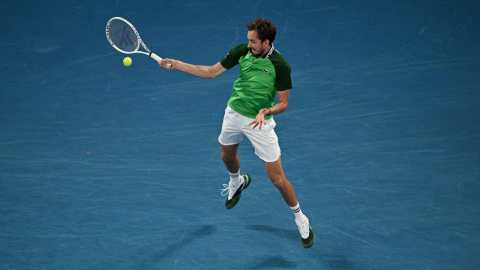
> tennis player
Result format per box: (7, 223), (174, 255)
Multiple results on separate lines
(159, 18), (315, 248)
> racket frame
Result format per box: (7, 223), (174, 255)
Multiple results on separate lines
(106, 17), (166, 63)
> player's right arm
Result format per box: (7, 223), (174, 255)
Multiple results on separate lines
(159, 59), (227, 79)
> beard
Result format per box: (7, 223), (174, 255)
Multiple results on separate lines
(249, 47), (265, 57)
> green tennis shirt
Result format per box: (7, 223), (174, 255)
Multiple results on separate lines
(220, 43), (292, 120)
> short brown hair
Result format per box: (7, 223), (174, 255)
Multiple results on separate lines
(246, 18), (276, 44)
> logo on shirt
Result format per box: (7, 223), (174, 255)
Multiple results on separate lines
(263, 69), (269, 73)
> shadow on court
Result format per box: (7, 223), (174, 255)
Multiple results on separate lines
(252, 255), (298, 269)
(246, 225), (359, 269)
(135, 224), (217, 267)
(246, 224), (299, 243)
(318, 252), (358, 270)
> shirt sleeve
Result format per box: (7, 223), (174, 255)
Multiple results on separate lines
(274, 61), (292, 91)
(220, 43), (249, 70)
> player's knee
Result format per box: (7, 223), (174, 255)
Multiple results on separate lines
(221, 152), (236, 163)
(270, 176), (287, 189)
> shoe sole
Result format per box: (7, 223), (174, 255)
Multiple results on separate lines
(225, 174), (251, 209)
(302, 231), (316, 248)
(301, 220), (316, 249)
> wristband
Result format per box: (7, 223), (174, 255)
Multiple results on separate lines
(267, 108), (272, 116)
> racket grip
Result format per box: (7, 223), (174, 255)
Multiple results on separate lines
(151, 53), (171, 70)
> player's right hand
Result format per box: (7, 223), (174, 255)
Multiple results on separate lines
(159, 59), (174, 70)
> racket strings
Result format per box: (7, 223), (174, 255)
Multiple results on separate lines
(107, 19), (138, 52)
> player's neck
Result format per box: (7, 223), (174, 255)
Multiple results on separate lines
(259, 44), (272, 58)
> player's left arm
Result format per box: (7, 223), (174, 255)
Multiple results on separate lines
(249, 90), (290, 130)
(266, 90), (290, 115)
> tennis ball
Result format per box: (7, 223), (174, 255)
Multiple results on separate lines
(123, 57), (132, 66)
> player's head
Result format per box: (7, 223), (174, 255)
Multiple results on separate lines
(246, 18), (276, 57)
(246, 18), (276, 44)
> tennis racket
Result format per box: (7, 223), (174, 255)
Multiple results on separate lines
(106, 17), (171, 69)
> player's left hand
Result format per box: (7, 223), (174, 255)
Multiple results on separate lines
(249, 108), (269, 130)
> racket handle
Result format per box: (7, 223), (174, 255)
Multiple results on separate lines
(151, 53), (172, 70)
(150, 52), (163, 61)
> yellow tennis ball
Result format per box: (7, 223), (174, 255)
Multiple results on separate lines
(123, 57), (132, 66)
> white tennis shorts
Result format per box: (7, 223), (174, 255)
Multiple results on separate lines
(218, 105), (281, 162)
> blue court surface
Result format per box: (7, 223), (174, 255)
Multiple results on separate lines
(1, 1), (479, 269)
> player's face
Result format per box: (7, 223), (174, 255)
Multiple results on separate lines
(247, 30), (269, 58)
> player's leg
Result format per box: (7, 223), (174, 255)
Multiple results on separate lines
(244, 118), (315, 249)
(218, 106), (251, 209)
(221, 144), (240, 174)
(264, 157), (297, 207)
(264, 158), (316, 249)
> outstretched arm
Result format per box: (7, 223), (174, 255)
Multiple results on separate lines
(159, 59), (227, 79)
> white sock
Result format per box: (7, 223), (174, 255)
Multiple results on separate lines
(290, 203), (304, 220)
(229, 171), (241, 186)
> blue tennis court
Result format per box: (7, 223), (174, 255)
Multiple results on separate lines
(1, 1), (479, 269)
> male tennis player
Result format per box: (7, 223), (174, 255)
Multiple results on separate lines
(159, 18), (315, 248)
